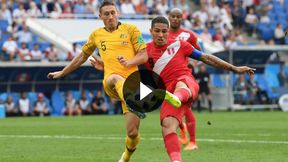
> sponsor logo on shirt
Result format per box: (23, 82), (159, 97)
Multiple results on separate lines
(120, 34), (128, 39)
(137, 35), (145, 44)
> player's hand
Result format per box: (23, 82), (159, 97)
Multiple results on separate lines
(47, 71), (64, 79)
(233, 66), (256, 76)
(117, 56), (132, 68)
(90, 55), (104, 71)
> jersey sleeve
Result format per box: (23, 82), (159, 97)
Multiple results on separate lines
(182, 40), (202, 61)
(82, 31), (97, 56)
(128, 24), (147, 52)
(187, 31), (201, 51)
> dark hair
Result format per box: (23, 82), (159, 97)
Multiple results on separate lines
(151, 16), (169, 28)
(99, 0), (116, 13)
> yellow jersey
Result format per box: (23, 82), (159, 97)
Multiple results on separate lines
(82, 23), (146, 79)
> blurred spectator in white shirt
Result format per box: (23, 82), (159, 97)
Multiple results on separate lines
(193, 5), (209, 28)
(7, 21), (19, 38)
(63, 92), (81, 116)
(2, 36), (18, 61)
(33, 93), (50, 116)
(76, 91), (92, 115)
(0, 3), (12, 24)
(208, 0), (220, 23)
(18, 42), (31, 61)
(192, 15), (205, 30)
(225, 32), (238, 49)
(156, 0), (169, 15)
(199, 28), (213, 43)
(274, 23), (285, 45)
(40, 0), (48, 17)
(15, 23), (32, 44)
(18, 92), (30, 116)
(221, 23), (230, 39)
(67, 43), (81, 61)
(5, 96), (19, 117)
(121, 0), (136, 14)
(245, 8), (258, 36)
(45, 43), (59, 62)
(177, 0), (189, 18)
(30, 43), (43, 61)
(86, 0), (97, 14)
(12, 3), (28, 21)
(259, 14), (270, 24)
(28, 1), (42, 18)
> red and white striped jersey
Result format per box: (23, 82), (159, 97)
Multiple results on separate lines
(168, 28), (200, 50)
(146, 39), (197, 85)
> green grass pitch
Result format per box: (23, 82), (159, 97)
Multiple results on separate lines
(0, 111), (287, 162)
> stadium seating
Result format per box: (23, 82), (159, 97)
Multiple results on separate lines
(51, 90), (65, 116)
(0, 20), (9, 32)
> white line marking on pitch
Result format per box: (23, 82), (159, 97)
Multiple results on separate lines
(0, 135), (287, 145)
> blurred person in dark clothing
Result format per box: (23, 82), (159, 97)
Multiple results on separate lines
(91, 90), (108, 114)
(247, 75), (269, 104)
(195, 64), (212, 112)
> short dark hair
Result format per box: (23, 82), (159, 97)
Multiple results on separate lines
(151, 16), (169, 28)
(99, 0), (116, 13)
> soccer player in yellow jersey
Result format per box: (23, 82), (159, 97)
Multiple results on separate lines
(48, 1), (148, 161)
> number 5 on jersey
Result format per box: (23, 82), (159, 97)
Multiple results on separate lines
(101, 41), (106, 51)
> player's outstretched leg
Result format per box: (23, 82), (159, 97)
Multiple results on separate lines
(183, 109), (198, 151)
(119, 112), (141, 162)
(162, 117), (182, 162)
(154, 89), (181, 108)
(164, 91), (182, 108)
(173, 88), (191, 103)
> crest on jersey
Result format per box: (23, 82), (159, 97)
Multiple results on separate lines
(137, 35), (145, 44)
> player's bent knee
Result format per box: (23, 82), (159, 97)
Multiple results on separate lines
(106, 74), (124, 87)
(127, 128), (139, 138)
(161, 116), (179, 135)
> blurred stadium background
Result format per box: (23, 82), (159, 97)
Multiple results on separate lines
(0, 0), (288, 161)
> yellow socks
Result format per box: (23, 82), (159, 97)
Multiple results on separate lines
(123, 133), (141, 162)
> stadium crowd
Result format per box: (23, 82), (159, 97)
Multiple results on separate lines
(0, 90), (122, 117)
(0, 0), (288, 61)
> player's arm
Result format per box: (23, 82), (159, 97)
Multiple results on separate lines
(117, 48), (148, 68)
(189, 49), (255, 75)
(188, 31), (202, 51)
(47, 52), (89, 79)
(48, 32), (97, 79)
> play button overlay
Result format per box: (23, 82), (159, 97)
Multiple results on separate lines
(140, 82), (152, 100)
(123, 69), (166, 118)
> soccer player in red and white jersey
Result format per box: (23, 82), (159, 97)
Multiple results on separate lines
(168, 8), (201, 151)
(91, 16), (255, 162)
(168, 8), (201, 51)
(146, 16), (254, 162)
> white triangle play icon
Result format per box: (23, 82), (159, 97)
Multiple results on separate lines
(140, 82), (152, 100)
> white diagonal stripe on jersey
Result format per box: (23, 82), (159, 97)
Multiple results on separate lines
(176, 32), (190, 41)
(153, 41), (181, 75)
